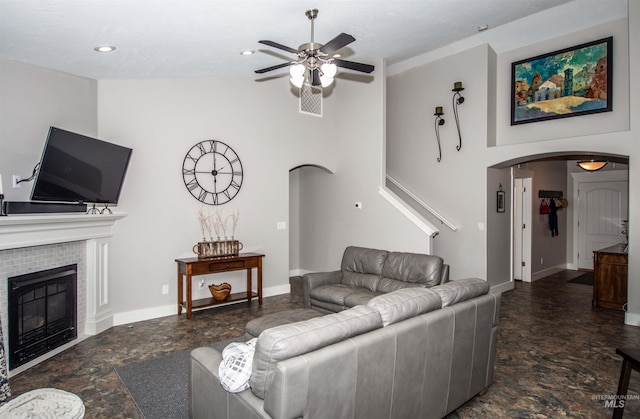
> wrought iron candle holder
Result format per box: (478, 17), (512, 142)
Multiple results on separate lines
(452, 81), (465, 152)
(434, 106), (445, 162)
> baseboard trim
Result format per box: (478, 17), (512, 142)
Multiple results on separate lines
(531, 264), (569, 282)
(625, 312), (640, 326)
(112, 284), (291, 326)
(491, 281), (514, 294)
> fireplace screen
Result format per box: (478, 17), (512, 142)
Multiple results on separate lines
(8, 264), (77, 369)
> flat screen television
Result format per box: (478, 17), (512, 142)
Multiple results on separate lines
(30, 127), (133, 205)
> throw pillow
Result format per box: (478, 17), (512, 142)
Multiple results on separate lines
(218, 338), (257, 393)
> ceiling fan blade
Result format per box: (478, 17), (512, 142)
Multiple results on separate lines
(255, 62), (293, 74)
(319, 33), (355, 55)
(258, 40), (299, 55)
(333, 59), (375, 74)
(311, 69), (321, 86)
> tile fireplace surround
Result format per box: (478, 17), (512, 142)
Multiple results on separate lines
(0, 213), (125, 376)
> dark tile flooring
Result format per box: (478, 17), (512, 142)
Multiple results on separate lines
(7, 272), (640, 418)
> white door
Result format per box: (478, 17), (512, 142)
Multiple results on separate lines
(513, 173), (532, 282)
(577, 180), (628, 270)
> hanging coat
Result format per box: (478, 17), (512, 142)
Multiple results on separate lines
(549, 198), (559, 237)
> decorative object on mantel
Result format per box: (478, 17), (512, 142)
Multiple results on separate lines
(496, 184), (505, 213)
(434, 106), (445, 162)
(209, 282), (232, 301)
(452, 81), (465, 151)
(193, 208), (243, 258)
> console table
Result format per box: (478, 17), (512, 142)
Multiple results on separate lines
(175, 253), (264, 319)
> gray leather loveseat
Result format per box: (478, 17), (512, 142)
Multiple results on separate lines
(189, 277), (500, 419)
(303, 246), (450, 313)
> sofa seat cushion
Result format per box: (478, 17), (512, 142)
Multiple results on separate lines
(367, 288), (442, 326)
(251, 305), (383, 399)
(430, 277), (490, 307)
(310, 284), (361, 306)
(343, 289), (383, 307)
(381, 252), (444, 287)
(245, 309), (325, 337)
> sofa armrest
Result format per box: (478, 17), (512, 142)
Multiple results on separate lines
(440, 264), (450, 284)
(302, 270), (342, 308)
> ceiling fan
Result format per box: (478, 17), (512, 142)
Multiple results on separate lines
(255, 8), (375, 88)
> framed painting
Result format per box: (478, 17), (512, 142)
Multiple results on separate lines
(497, 190), (505, 213)
(511, 36), (612, 125)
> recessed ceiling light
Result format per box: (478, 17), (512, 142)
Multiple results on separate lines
(94, 45), (116, 52)
(240, 50), (255, 56)
(477, 24), (489, 32)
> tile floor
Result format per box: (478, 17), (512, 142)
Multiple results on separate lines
(7, 272), (640, 418)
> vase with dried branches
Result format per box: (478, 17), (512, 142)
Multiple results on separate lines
(193, 208), (243, 258)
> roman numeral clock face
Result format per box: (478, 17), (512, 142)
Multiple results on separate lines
(182, 140), (243, 205)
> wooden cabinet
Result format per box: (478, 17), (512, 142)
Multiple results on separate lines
(593, 244), (628, 311)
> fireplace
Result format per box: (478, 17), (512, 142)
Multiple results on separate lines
(8, 264), (77, 370)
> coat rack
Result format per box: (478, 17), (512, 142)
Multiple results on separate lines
(538, 190), (563, 199)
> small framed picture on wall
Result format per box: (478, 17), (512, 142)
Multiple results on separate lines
(497, 190), (505, 213)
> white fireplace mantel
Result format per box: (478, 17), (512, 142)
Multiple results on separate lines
(0, 212), (126, 250)
(1, 212), (126, 337)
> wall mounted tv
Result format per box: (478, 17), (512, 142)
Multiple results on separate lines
(30, 127), (133, 205)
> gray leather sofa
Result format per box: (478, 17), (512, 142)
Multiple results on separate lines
(303, 246), (450, 313)
(189, 278), (500, 419)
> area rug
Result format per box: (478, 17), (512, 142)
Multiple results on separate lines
(115, 335), (248, 419)
(568, 272), (594, 286)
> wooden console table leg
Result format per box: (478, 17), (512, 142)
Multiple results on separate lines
(177, 267), (183, 316)
(246, 268), (252, 304)
(186, 270), (193, 319)
(258, 258), (263, 305)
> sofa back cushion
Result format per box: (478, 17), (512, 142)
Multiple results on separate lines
(430, 277), (490, 307)
(340, 246), (388, 291)
(367, 288), (442, 326)
(381, 252), (444, 288)
(251, 305), (383, 399)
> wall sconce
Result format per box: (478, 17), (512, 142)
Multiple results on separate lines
(452, 81), (464, 151)
(434, 106), (445, 162)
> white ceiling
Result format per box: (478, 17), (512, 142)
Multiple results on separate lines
(0, 0), (623, 80)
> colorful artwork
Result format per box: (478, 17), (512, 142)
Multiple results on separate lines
(511, 37), (612, 125)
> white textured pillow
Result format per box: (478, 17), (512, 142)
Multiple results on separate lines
(367, 288), (441, 326)
(218, 338), (257, 393)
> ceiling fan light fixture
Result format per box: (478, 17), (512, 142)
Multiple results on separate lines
(321, 62), (337, 78)
(290, 76), (305, 88)
(290, 64), (306, 78)
(577, 160), (608, 172)
(320, 75), (334, 88)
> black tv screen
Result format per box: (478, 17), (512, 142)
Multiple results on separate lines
(30, 127), (133, 205)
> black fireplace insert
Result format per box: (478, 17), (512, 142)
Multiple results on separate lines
(8, 264), (77, 369)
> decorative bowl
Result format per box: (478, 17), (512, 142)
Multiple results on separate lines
(209, 282), (231, 301)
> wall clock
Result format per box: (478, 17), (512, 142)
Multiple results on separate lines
(182, 140), (243, 205)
